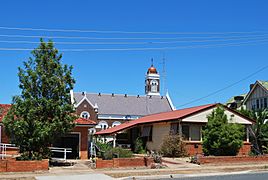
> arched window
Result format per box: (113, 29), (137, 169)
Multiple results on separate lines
(80, 111), (90, 119)
(112, 121), (121, 127)
(150, 80), (158, 93)
(98, 121), (108, 130)
(88, 128), (96, 135)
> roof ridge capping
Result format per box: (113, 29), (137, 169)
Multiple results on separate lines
(74, 91), (168, 98)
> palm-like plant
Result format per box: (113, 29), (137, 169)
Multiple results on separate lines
(243, 108), (268, 154)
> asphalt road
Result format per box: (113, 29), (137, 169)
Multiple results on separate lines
(159, 171), (268, 180)
(35, 171), (268, 180)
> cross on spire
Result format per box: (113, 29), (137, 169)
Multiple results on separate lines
(151, 58), (154, 67)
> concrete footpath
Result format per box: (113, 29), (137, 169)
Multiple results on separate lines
(1, 161), (268, 180)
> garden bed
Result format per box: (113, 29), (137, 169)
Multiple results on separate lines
(96, 157), (154, 169)
(0, 159), (49, 172)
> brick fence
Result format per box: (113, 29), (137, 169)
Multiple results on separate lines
(96, 157), (154, 169)
(197, 155), (268, 164)
(185, 142), (251, 156)
(0, 159), (49, 172)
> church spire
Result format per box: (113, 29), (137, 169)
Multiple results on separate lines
(145, 58), (160, 96)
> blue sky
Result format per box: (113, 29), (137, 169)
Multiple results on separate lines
(0, 0), (268, 108)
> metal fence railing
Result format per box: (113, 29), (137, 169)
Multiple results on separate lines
(0, 143), (18, 159)
(49, 147), (72, 161)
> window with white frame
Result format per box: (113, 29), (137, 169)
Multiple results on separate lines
(98, 121), (108, 130)
(80, 111), (90, 119)
(88, 128), (96, 135)
(191, 126), (201, 141)
(150, 80), (158, 93)
(180, 124), (202, 141)
(112, 121), (121, 127)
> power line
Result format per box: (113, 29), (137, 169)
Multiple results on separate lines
(0, 34), (267, 40)
(0, 36), (267, 45)
(177, 65), (268, 108)
(0, 39), (267, 51)
(0, 26), (266, 35)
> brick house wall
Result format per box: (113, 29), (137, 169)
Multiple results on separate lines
(72, 126), (89, 160)
(75, 100), (97, 121)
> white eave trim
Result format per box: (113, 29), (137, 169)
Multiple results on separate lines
(166, 91), (176, 110)
(70, 90), (75, 105)
(74, 96), (95, 108)
(98, 114), (141, 120)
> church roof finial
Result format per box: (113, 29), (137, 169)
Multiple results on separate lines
(151, 58), (154, 67)
(147, 58), (157, 74)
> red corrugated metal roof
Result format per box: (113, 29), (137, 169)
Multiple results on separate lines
(0, 104), (11, 122)
(95, 103), (217, 135)
(75, 117), (96, 125)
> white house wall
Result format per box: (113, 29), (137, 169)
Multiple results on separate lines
(182, 107), (252, 125)
(146, 122), (171, 151)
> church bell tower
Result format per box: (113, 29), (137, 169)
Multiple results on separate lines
(145, 59), (160, 96)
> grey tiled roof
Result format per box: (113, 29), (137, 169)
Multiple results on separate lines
(74, 92), (173, 116)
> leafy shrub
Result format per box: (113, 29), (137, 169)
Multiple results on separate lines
(160, 134), (187, 157)
(95, 141), (112, 157)
(202, 107), (244, 156)
(102, 147), (133, 160)
(134, 137), (146, 154)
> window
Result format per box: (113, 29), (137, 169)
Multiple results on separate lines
(182, 124), (202, 141)
(150, 80), (158, 93)
(191, 126), (201, 141)
(182, 125), (189, 140)
(80, 111), (90, 119)
(261, 99), (264, 109)
(256, 99), (260, 109)
(88, 128), (96, 135)
(141, 125), (153, 141)
(170, 123), (179, 134)
(112, 121), (121, 127)
(98, 121), (108, 130)
(263, 98), (267, 108)
(251, 100), (256, 110)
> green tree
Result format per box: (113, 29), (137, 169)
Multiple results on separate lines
(3, 40), (76, 160)
(202, 107), (244, 156)
(239, 107), (268, 154)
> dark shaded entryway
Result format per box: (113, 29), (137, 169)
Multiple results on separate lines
(53, 133), (80, 159)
